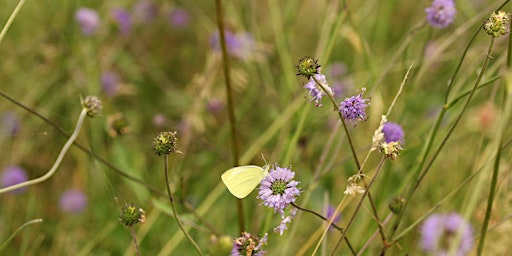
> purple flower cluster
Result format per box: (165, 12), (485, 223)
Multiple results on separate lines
(425, 0), (456, 28)
(339, 88), (370, 124)
(382, 122), (405, 143)
(421, 212), (473, 255)
(304, 74), (329, 107)
(1, 166), (28, 194)
(59, 189), (88, 214)
(257, 165), (301, 217)
(75, 8), (100, 36)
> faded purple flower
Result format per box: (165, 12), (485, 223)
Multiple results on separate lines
(1, 166), (28, 194)
(421, 212), (473, 256)
(339, 88), (370, 124)
(111, 8), (132, 35)
(326, 205), (341, 230)
(257, 165), (301, 217)
(133, 1), (158, 23)
(152, 114), (167, 128)
(304, 74), (332, 107)
(328, 62), (347, 79)
(382, 122), (405, 143)
(59, 189), (88, 214)
(425, 0), (456, 28)
(207, 99), (224, 114)
(100, 71), (120, 97)
(231, 232), (267, 256)
(75, 8), (100, 36)
(169, 8), (190, 28)
(1, 112), (20, 136)
(210, 30), (239, 53)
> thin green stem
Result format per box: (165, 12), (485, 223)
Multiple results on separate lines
(129, 225), (141, 256)
(0, 109), (87, 194)
(0, 219), (42, 252)
(164, 155), (204, 256)
(0, 0), (26, 45)
(214, 0), (244, 232)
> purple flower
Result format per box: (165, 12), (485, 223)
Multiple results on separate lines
(152, 114), (168, 128)
(169, 8), (190, 28)
(111, 8), (132, 35)
(100, 71), (120, 97)
(1, 166), (28, 194)
(421, 212), (473, 256)
(59, 189), (88, 214)
(339, 88), (370, 124)
(425, 0), (456, 28)
(207, 99), (224, 114)
(326, 205), (341, 230)
(304, 74), (331, 107)
(382, 122), (405, 143)
(133, 1), (158, 23)
(1, 112), (20, 136)
(257, 165), (301, 217)
(75, 8), (100, 36)
(231, 232), (267, 256)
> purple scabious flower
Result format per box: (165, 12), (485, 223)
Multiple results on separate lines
(304, 74), (331, 107)
(59, 189), (88, 214)
(111, 8), (132, 35)
(425, 0), (456, 28)
(382, 122), (405, 143)
(169, 8), (190, 28)
(1, 166), (28, 194)
(133, 1), (158, 23)
(75, 8), (100, 36)
(231, 232), (267, 256)
(421, 212), (474, 256)
(257, 165), (301, 217)
(1, 112), (21, 137)
(100, 71), (120, 97)
(339, 88), (370, 124)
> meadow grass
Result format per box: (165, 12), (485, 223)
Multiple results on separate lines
(1, 0), (511, 255)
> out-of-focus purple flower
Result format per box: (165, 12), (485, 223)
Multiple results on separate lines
(207, 99), (224, 114)
(59, 189), (88, 214)
(257, 165), (301, 217)
(75, 8), (100, 36)
(152, 114), (167, 128)
(326, 205), (341, 230)
(421, 212), (473, 255)
(111, 8), (132, 35)
(133, 1), (158, 23)
(339, 88), (370, 124)
(1, 166), (28, 194)
(328, 62), (348, 79)
(382, 122), (405, 143)
(210, 30), (240, 54)
(425, 0), (456, 28)
(231, 232), (267, 256)
(169, 8), (190, 28)
(100, 71), (120, 97)
(1, 112), (21, 136)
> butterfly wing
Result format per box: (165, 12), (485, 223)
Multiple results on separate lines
(221, 165), (267, 199)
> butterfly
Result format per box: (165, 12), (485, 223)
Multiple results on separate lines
(221, 164), (270, 199)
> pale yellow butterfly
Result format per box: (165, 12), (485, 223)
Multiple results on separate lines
(221, 164), (270, 199)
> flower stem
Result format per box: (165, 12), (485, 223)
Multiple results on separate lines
(129, 225), (141, 256)
(0, 219), (42, 252)
(163, 155), (204, 256)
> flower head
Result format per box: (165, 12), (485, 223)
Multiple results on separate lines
(339, 88), (370, 124)
(388, 195), (406, 215)
(101, 71), (120, 97)
(1, 112), (20, 137)
(1, 166), (28, 194)
(107, 113), (132, 137)
(152, 131), (180, 155)
(425, 0), (456, 28)
(75, 8), (100, 36)
(82, 96), (103, 117)
(421, 212), (474, 256)
(257, 165), (301, 217)
(231, 232), (268, 256)
(59, 189), (88, 214)
(484, 11), (511, 37)
(303, 74), (333, 107)
(326, 205), (341, 230)
(382, 122), (405, 143)
(111, 8), (132, 35)
(169, 8), (190, 28)
(295, 57), (321, 79)
(119, 203), (146, 226)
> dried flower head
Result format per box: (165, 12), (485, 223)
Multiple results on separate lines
(152, 131), (180, 156)
(483, 11), (510, 37)
(231, 232), (268, 256)
(339, 88), (370, 124)
(82, 96), (103, 117)
(380, 141), (403, 160)
(344, 174), (367, 196)
(425, 0), (456, 28)
(257, 165), (301, 217)
(421, 212), (474, 255)
(119, 203), (146, 226)
(303, 74), (333, 107)
(388, 195), (406, 215)
(107, 113), (132, 137)
(295, 57), (321, 79)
